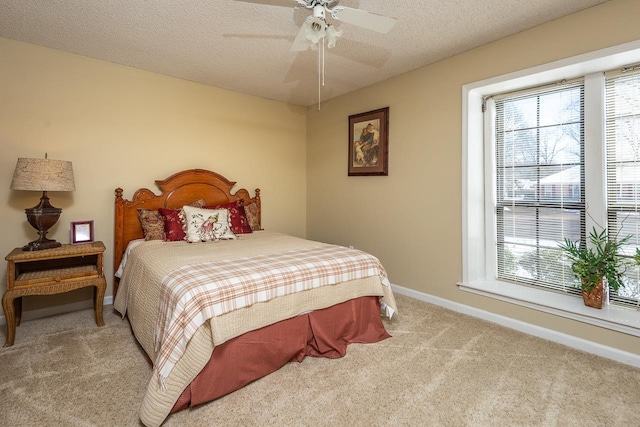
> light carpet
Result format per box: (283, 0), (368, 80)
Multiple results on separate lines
(1, 294), (639, 426)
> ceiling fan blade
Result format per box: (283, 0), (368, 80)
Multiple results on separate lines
(234, 0), (303, 7)
(331, 6), (396, 34)
(290, 21), (312, 51)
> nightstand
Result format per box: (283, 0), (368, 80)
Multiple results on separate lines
(3, 241), (107, 347)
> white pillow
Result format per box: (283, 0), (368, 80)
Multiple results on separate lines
(182, 205), (237, 243)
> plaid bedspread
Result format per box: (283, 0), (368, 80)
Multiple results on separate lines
(154, 245), (391, 383)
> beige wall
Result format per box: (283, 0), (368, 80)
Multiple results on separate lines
(306, 0), (640, 356)
(0, 38), (307, 312)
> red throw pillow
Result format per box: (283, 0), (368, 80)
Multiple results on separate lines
(205, 200), (253, 234)
(159, 208), (186, 241)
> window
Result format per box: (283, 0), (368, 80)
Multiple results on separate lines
(493, 81), (584, 294)
(487, 74), (640, 308)
(462, 40), (640, 336)
(606, 68), (640, 307)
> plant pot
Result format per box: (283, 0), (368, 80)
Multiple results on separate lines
(582, 279), (604, 309)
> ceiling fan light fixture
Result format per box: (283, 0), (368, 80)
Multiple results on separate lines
(325, 24), (342, 49)
(304, 16), (326, 44)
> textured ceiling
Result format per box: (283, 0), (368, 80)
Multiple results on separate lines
(0, 0), (608, 106)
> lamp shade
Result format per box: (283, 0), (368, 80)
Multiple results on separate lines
(10, 158), (76, 192)
(326, 25), (342, 49)
(304, 17), (326, 45)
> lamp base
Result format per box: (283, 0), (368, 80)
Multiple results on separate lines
(22, 191), (63, 251)
(22, 238), (62, 251)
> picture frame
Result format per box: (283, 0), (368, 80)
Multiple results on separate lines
(348, 107), (389, 176)
(71, 220), (94, 245)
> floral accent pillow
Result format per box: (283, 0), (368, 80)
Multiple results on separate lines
(157, 199), (208, 242)
(244, 202), (261, 231)
(206, 200), (252, 234)
(137, 209), (165, 241)
(158, 208), (185, 242)
(182, 205), (237, 243)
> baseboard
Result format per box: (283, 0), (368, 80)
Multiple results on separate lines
(391, 284), (640, 369)
(0, 295), (114, 326)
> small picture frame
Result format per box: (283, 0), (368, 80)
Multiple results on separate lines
(71, 220), (94, 244)
(348, 107), (389, 176)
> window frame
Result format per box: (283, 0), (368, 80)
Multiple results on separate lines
(461, 40), (640, 337)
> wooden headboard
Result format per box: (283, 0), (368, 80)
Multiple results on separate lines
(113, 169), (261, 296)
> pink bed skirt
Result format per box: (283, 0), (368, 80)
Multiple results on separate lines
(171, 296), (390, 412)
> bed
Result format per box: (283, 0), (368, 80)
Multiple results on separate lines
(112, 169), (397, 426)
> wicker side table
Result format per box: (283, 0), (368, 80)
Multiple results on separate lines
(3, 241), (106, 347)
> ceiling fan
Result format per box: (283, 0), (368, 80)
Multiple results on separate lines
(235, 1), (396, 108)
(235, 0), (397, 51)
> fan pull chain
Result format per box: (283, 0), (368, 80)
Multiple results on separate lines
(317, 37), (325, 110)
(322, 37), (326, 87)
(318, 41), (321, 110)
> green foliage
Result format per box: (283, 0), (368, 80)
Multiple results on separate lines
(559, 227), (630, 292)
(502, 247), (516, 275)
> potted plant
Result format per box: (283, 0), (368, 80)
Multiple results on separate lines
(559, 226), (630, 308)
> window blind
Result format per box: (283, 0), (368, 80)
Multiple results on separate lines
(605, 67), (640, 307)
(494, 80), (585, 293)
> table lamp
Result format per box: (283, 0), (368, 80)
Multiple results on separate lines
(10, 154), (76, 251)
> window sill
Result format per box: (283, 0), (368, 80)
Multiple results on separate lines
(458, 280), (640, 337)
